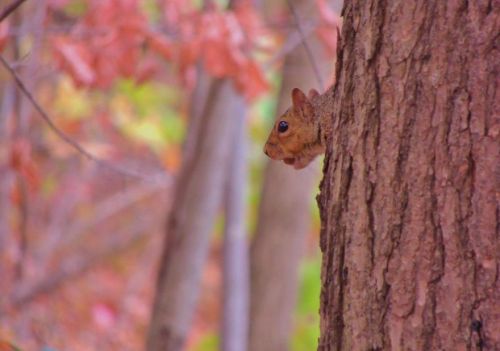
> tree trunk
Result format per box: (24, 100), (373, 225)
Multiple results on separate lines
(318, 1), (499, 350)
(248, 1), (334, 349)
(221, 97), (249, 351)
(146, 79), (245, 350)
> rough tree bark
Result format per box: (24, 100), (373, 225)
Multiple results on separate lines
(248, 0), (334, 349)
(318, 1), (499, 350)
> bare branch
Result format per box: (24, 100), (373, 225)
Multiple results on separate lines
(263, 19), (318, 70)
(285, 0), (325, 91)
(0, 55), (167, 181)
(9, 214), (159, 307)
(0, 0), (28, 23)
(37, 177), (170, 265)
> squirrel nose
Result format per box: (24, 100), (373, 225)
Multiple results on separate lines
(263, 146), (270, 157)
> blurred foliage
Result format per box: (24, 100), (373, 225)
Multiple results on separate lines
(247, 73), (280, 234)
(191, 333), (219, 351)
(292, 256), (321, 351)
(114, 79), (185, 150)
(0, 340), (23, 351)
(0, 0), (338, 349)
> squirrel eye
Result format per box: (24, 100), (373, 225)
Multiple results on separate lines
(278, 121), (289, 133)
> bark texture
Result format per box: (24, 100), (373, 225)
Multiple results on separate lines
(318, 1), (499, 350)
(248, 1), (332, 348)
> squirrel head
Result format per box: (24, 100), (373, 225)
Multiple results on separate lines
(264, 88), (324, 169)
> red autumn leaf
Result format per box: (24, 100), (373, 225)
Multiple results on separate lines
(53, 37), (96, 87)
(160, 0), (193, 26)
(203, 39), (237, 77)
(9, 139), (40, 192)
(52, 0), (152, 88)
(50, 0), (269, 99)
(92, 55), (118, 89)
(179, 38), (201, 72)
(147, 32), (173, 60)
(201, 10), (247, 79)
(234, 59), (269, 100)
(136, 57), (159, 84)
(234, 2), (265, 43)
(59, 119), (83, 136)
(0, 21), (10, 53)
(117, 18), (147, 42)
(117, 45), (141, 78)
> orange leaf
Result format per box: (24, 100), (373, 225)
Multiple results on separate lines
(162, 145), (182, 172)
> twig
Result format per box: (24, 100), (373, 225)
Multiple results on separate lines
(263, 19), (318, 70)
(0, 0), (28, 22)
(10, 214), (159, 306)
(0, 55), (167, 181)
(285, 0), (325, 91)
(38, 177), (170, 264)
(64, 178), (170, 243)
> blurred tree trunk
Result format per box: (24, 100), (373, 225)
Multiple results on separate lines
(318, 1), (499, 350)
(147, 79), (245, 350)
(248, 1), (334, 350)
(0, 0), (46, 282)
(221, 99), (249, 351)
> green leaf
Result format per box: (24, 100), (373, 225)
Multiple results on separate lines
(291, 256), (321, 351)
(190, 333), (219, 351)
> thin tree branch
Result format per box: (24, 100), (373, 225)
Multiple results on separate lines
(0, 55), (167, 181)
(263, 19), (318, 70)
(64, 179), (170, 244)
(9, 214), (158, 307)
(37, 177), (170, 266)
(0, 0), (28, 22)
(286, 0), (325, 91)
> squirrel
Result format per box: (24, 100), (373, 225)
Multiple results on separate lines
(263, 87), (333, 169)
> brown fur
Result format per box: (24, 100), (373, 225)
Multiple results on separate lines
(264, 87), (333, 169)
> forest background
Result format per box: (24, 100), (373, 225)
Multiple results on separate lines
(0, 0), (342, 350)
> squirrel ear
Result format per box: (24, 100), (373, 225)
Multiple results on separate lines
(308, 89), (320, 99)
(291, 88), (309, 109)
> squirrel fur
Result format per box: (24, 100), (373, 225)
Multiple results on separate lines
(264, 87), (333, 169)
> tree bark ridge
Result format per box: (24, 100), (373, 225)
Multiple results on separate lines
(319, 1), (499, 350)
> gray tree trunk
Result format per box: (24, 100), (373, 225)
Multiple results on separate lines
(147, 79), (246, 350)
(222, 96), (250, 351)
(248, 1), (334, 349)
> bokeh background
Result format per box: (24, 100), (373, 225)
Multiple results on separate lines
(0, 0), (341, 350)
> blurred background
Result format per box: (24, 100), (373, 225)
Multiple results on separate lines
(0, 0), (341, 350)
